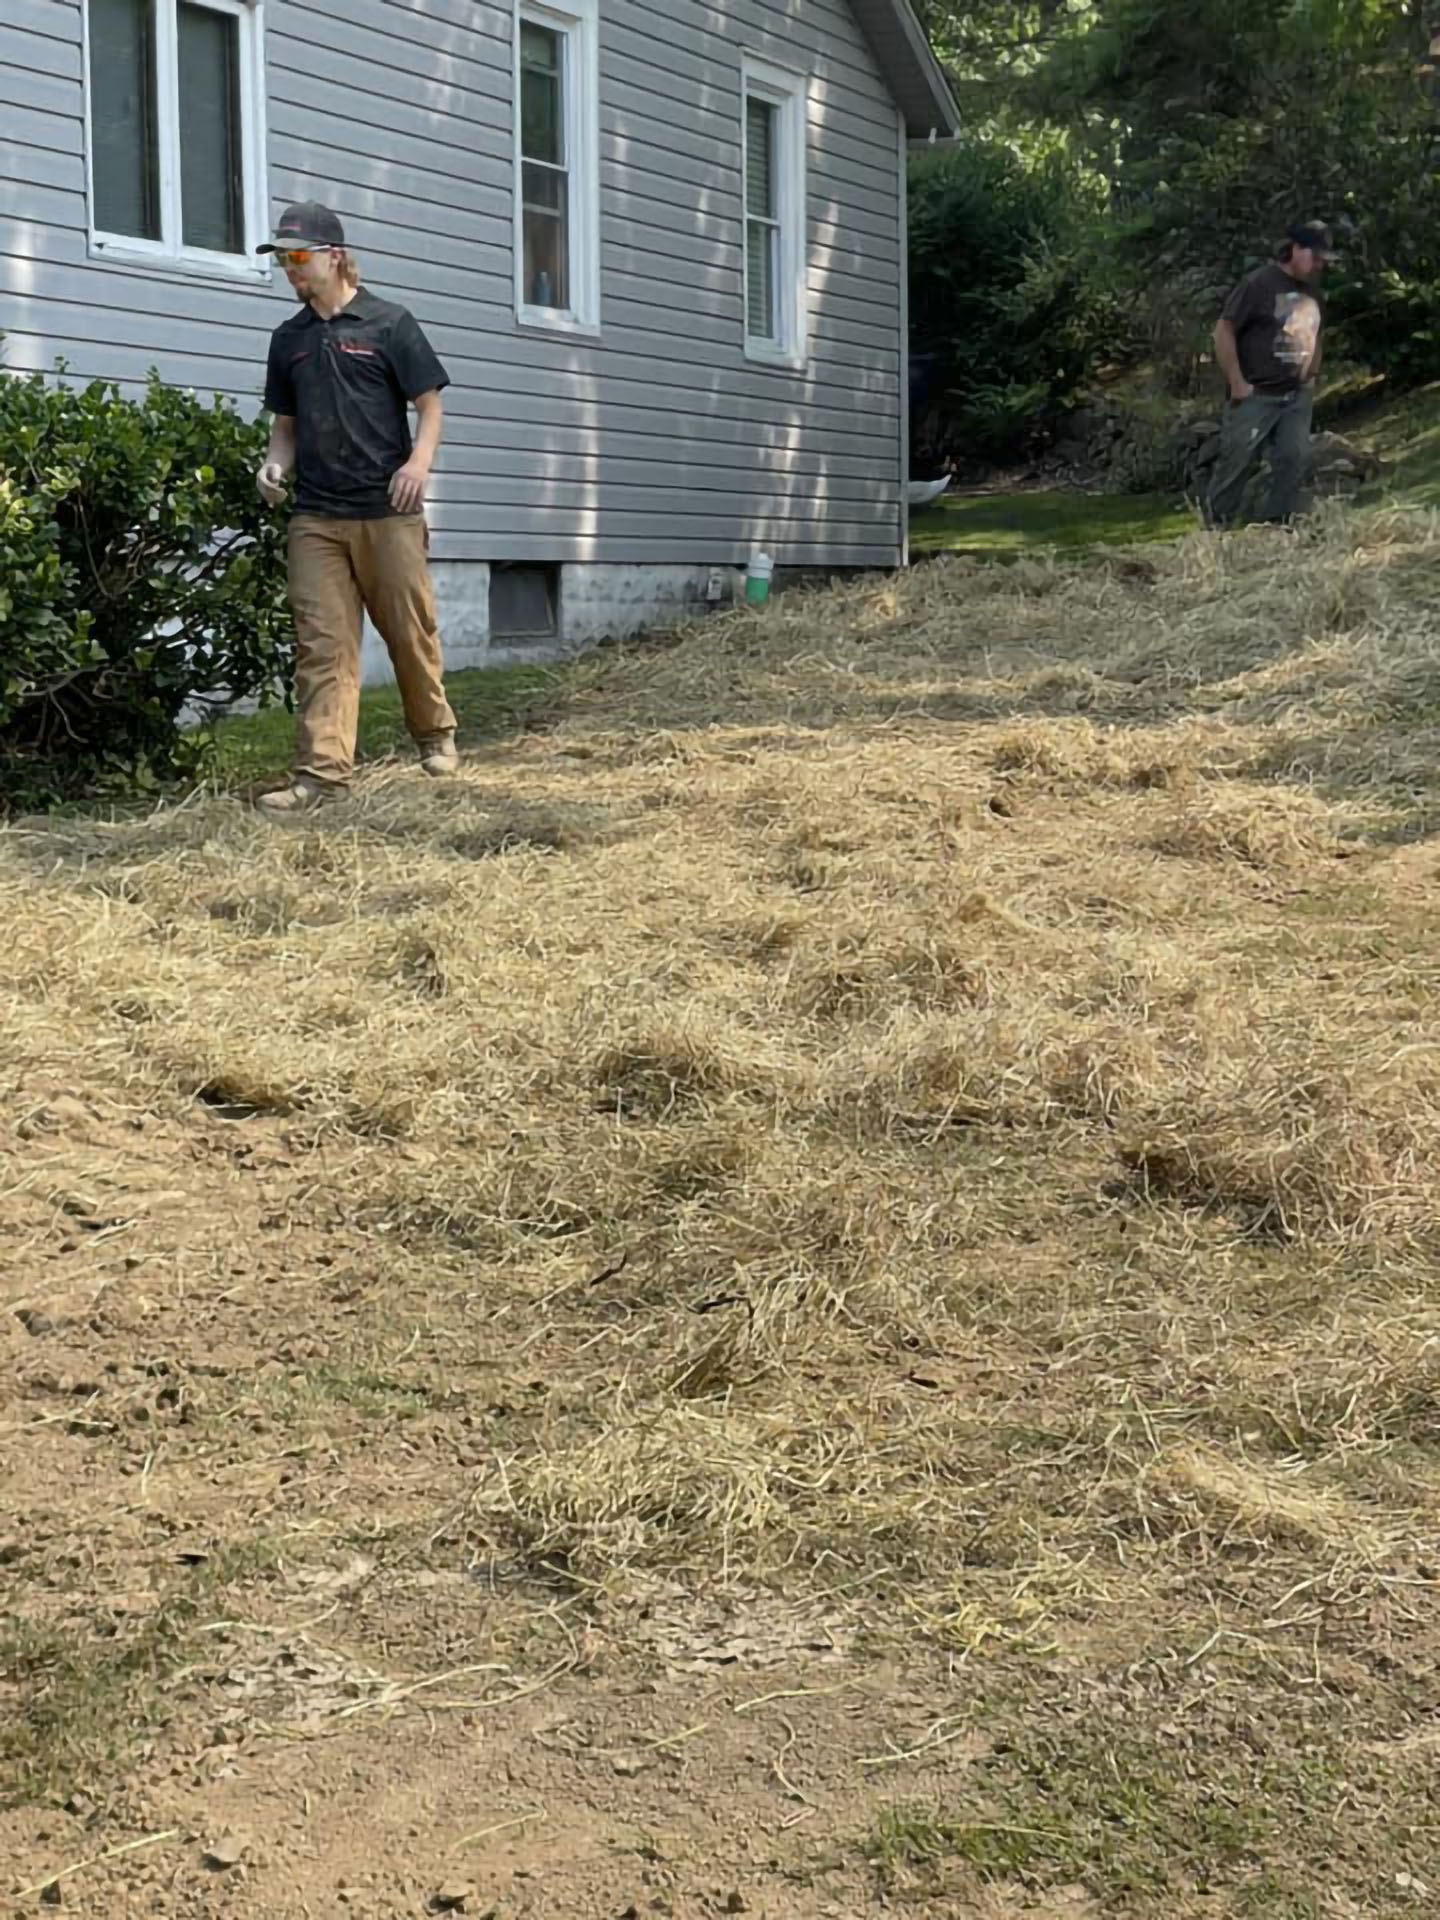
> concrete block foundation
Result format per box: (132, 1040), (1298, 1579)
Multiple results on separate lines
(559, 563), (727, 650)
(357, 559), (735, 688)
(360, 560), (492, 686)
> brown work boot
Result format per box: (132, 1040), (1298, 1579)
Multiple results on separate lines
(417, 729), (459, 778)
(254, 774), (344, 817)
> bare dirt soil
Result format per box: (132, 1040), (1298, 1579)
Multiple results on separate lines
(5, 509), (1440, 1917)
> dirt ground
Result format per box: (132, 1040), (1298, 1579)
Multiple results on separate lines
(5, 511), (1440, 1916)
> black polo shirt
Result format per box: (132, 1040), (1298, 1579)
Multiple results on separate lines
(263, 288), (450, 519)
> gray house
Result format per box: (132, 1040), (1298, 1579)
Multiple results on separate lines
(2, 0), (957, 669)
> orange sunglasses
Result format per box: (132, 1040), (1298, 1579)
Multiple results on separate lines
(274, 247), (333, 266)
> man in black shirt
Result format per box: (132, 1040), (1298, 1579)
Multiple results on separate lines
(1205, 221), (1334, 529)
(254, 202), (458, 813)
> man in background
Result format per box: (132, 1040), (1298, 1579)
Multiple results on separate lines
(1206, 220), (1335, 529)
(254, 201), (458, 815)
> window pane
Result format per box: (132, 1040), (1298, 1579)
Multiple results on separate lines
(523, 164), (569, 309)
(521, 19), (562, 72)
(177, 2), (244, 253)
(522, 161), (566, 215)
(745, 97), (776, 220)
(89, 0), (160, 240)
(521, 22), (564, 167)
(746, 218), (777, 341)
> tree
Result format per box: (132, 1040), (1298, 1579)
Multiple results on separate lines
(1035, 0), (1440, 383)
(915, 1), (1095, 112)
(908, 128), (1122, 460)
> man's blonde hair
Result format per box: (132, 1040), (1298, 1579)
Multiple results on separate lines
(337, 248), (361, 287)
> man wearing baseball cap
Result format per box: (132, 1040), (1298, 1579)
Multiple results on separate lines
(253, 201), (458, 813)
(1205, 220), (1337, 529)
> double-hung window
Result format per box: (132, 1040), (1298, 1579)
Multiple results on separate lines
(514, 0), (600, 332)
(742, 59), (809, 368)
(84, 0), (267, 274)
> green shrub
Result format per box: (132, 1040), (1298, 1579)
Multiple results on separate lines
(908, 128), (1126, 463)
(0, 370), (291, 808)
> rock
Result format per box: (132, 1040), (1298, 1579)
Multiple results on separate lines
(1065, 405), (1105, 438)
(1308, 430), (1381, 480)
(14, 1307), (57, 1337)
(611, 1751), (648, 1777)
(202, 1834), (247, 1871)
(40, 1879), (64, 1906)
(431, 1887), (475, 1914)
(724, 1895), (749, 1914)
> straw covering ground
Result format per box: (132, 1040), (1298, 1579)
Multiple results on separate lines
(4, 506), (1440, 1917)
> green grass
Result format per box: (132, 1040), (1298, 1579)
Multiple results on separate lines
(0, 1538), (282, 1809)
(211, 662), (562, 784)
(863, 1730), (1366, 1911)
(257, 1364), (444, 1423)
(910, 487), (1195, 556)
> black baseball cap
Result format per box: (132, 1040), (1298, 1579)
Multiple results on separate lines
(1284, 220), (1336, 260)
(256, 201), (346, 254)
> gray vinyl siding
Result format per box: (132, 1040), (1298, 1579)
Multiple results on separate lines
(1, 0), (907, 568)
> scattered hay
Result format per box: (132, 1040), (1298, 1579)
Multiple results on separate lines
(1142, 1443), (1398, 1560)
(1148, 783), (1346, 868)
(786, 927), (991, 1020)
(5, 505), (1440, 1856)
(591, 1017), (791, 1119)
(1118, 1052), (1440, 1245)
(989, 718), (1209, 793)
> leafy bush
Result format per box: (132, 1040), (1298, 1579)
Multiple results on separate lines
(908, 128), (1125, 464)
(0, 371), (291, 808)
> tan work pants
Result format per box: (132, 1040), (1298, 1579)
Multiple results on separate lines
(287, 513), (456, 787)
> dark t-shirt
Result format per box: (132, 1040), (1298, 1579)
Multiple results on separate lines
(1221, 263), (1323, 394)
(263, 289), (450, 518)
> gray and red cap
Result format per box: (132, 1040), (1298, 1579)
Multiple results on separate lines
(256, 202), (346, 254)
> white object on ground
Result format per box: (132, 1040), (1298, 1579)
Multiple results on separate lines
(908, 477), (952, 509)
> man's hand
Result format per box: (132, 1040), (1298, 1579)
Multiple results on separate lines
(1229, 380), (1255, 404)
(389, 460), (430, 514)
(257, 460), (289, 507)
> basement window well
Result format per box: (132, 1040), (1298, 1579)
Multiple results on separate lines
(490, 563), (559, 641)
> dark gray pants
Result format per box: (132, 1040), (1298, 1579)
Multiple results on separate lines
(1205, 388), (1314, 528)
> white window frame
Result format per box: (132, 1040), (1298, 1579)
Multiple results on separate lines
(741, 56), (810, 371)
(81, 0), (270, 283)
(513, 0), (601, 336)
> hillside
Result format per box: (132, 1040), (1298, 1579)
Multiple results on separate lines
(5, 503), (1440, 1917)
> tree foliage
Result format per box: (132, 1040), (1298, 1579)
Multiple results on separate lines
(911, 0), (1440, 438)
(1036, 0), (1440, 380)
(914, 1), (1095, 95)
(908, 129), (1123, 460)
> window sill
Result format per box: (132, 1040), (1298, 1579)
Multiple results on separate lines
(516, 304), (601, 341)
(89, 237), (271, 287)
(745, 341), (809, 374)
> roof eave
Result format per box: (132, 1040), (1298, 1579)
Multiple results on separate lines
(851, 0), (962, 139)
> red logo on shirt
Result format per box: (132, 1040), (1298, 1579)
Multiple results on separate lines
(338, 344), (378, 357)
